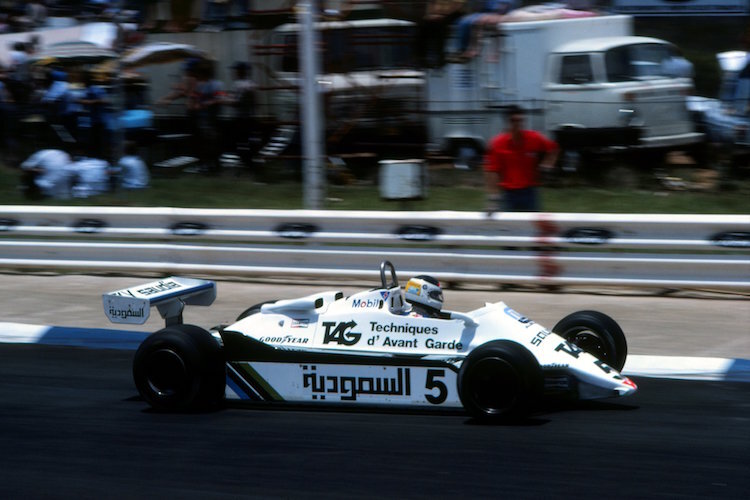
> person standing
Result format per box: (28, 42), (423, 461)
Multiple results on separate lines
(79, 71), (111, 160)
(484, 105), (558, 212)
(192, 59), (224, 175)
(224, 61), (257, 163)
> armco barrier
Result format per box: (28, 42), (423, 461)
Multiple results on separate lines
(0, 207), (748, 290)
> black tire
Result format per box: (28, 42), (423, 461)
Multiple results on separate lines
(458, 340), (543, 422)
(133, 324), (225, 412)
(236, 300), (278, 321)
(553, 310), (627, 372)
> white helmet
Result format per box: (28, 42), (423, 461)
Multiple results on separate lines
(404, 275), (443, 312)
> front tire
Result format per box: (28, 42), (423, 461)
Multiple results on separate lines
(553, 310), (627, 371)
(458, 340), (543, 422)
(133, 324), (225, 412)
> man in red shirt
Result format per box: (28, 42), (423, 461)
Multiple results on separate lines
(484, 105), (558, 212)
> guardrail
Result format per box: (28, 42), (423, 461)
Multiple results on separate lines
(0, 206), (748, 290)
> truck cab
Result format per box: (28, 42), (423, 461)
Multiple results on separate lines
(545, 37), (702, 151)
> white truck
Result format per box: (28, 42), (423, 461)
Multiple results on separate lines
(425, 14), (704, 168)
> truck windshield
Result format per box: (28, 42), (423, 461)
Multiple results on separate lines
(279, 26), (416, 74)
(605, 43), (690, 82)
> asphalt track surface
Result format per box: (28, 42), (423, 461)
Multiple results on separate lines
(0, 344), (748, 499)
(1, 274), (749, 498)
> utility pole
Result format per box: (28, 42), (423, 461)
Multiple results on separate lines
(297, 0), (325, 209)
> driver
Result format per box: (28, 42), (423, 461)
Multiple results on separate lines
(404, 275), (445, 318)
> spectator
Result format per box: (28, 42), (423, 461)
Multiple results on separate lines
(20, 148), (74, 199)
(48, 69), (86, 145)
(224, 61), (256, 158)
(484, 105), (558, 212)
(8, 41), (28, 72)
(140, 0), (170, 31)
(41, 68), (69, 122)
(68, 155), (111, 198)
(415, 0), (466, 68)
(192, 58), (224, 174)
(163, 0), (198, 32)
(6, 41), (32, 103)
(157, 58), (223, 174)
(79, 70), (111, 159)
(455, 0), (516, 59)
(157, 57), (200, 158)
(117, 141), (149, 189)
(0, 64), (16, 155)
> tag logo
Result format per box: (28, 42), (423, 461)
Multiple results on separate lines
(322, 321), (362, 346)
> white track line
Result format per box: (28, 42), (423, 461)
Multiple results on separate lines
(1, 322), (748, 382)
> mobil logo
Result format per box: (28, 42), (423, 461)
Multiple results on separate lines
(351, 298), (382, 309)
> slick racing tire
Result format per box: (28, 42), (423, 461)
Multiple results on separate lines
(553, 310), (628, 372)
(133, 324), (225, 412)
(458, 340), (543, 423)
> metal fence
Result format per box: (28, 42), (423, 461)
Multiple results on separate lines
(0, 206), (748, 290)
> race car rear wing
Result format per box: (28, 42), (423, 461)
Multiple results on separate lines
(103, 277), (216, 326)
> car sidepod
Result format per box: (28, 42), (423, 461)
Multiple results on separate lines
(219, 329), (464, 408)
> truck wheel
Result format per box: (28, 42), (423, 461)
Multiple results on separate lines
(133, 324), (225, 412)
(458, 340), (543, 422)
(553, 310), (627, 371)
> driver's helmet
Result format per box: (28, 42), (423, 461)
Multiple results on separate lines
(404, 275), (444, 312)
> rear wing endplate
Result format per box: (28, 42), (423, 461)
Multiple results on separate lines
(103, 277), (216, 326)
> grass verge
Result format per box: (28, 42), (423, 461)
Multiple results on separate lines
(2, 160), (749, 213)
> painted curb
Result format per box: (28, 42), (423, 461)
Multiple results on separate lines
(623, 355), (750, 383)
(1, 322), (749, 383)
(0, 322), (148, 351)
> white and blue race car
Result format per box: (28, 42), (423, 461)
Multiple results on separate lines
(103, 261), (637, 421)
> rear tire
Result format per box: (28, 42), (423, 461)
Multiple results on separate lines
(133, 324), (225, 412)
(458, 340), (543, 422)
(553, 310), (627, 371)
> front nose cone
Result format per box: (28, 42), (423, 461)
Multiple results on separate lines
(616, 377), (638, 396)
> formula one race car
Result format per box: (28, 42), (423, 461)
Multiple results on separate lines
(103, 261), (637, 421)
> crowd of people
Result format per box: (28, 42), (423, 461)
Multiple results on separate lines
(0, 1), (254, 33)
(20, 140), (149, 199)
(153, 56), (259, 176)
(0, 1), (580, 209)
(0, 46), (122, 163)
(5, 52), (258, 195)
